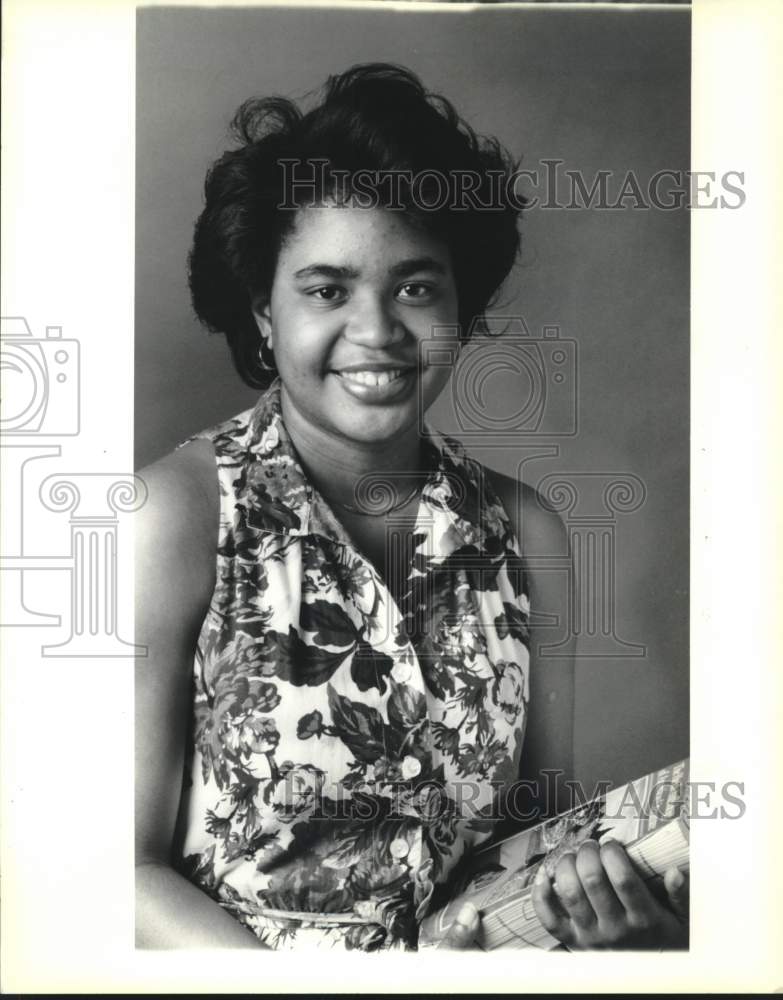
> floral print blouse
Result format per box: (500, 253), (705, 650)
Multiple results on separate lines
(173, 378), (531, 950)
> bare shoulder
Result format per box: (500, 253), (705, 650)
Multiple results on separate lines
(135, 438), (219, 627)
(137, 438), (217, 532)
(485, 467), (567, 557)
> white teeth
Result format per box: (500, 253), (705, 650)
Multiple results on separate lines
(340, 369), (404, 387)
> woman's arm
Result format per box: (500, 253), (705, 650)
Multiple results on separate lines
(134, 441), (267, 949)
(489, 470), (576, 814)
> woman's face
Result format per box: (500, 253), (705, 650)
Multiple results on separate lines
(254, 205), (460, 447)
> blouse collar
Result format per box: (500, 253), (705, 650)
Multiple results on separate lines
(242, 378), (506, 552)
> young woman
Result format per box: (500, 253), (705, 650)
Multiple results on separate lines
(135, 64), (688, 951)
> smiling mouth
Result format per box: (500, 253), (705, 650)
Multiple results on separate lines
(335, 368), (413, 387)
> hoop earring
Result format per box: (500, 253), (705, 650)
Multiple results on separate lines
(256, 331), (276, 374)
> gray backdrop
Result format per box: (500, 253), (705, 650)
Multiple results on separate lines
(135, 5), (689, 791)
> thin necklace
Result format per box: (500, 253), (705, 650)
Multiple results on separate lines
(327, 482), (422, 517)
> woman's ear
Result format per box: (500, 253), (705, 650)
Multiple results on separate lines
(251, 295), (274, 350)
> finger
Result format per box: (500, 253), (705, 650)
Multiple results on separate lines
(663, 867), (689, 921)
(599, 840), (656, 922)
(532, 865), (571, 938)
(442, 902), (480, 949)
(552, 852), (597, 929)
(574, 841), (625, 926)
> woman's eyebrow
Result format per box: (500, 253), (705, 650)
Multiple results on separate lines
(293, 264), (360, 281)
(389, 257), (447, 278)
(293, 257), (447, 282)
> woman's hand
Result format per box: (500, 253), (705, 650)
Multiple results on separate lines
(433, 841), (688, 951)
(531, 840), (689, 950)
(435, 902), (482, 949)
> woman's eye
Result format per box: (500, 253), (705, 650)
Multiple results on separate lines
(308, 286), (346, 303)
(397, 282), (432, 301)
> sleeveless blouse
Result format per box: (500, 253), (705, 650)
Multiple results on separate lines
(173, 379), (531, 950)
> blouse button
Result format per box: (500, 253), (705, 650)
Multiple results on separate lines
(391, 662), (412, 684)
(390, 838), (409, 860)
(401, 756), (421, 779)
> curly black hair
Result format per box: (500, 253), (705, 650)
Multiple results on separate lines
(189, 63), (525, 388)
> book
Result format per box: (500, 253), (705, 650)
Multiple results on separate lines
(418, 759), (690, 950)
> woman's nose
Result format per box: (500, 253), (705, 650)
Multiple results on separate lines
(344, 297), (405, 347)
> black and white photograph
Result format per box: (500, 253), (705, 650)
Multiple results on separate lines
(134, 2), (691, 953)
(1, 0), (781, 992)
